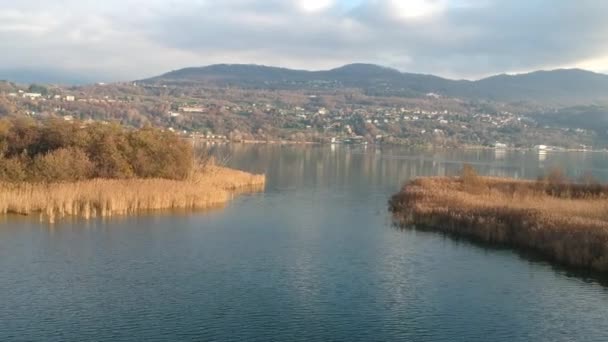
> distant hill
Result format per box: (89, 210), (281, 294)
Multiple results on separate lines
(143, 64), (608, 105)
(532, 105), (608, 138)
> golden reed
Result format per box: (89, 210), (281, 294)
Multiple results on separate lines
(390, 176), (608, 272)
(0, 166), (265, 223)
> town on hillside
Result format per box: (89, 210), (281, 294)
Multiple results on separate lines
(0, 80), (604, 151)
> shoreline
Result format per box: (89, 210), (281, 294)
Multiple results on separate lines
(191, 138), (608, 153)
(389, 176), (608, 272)
(0, 165), (265, 223)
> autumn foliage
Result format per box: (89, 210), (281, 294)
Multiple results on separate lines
(0, 165), (265, 223)
(0, 118), (193, 182)
(0, 118), (266, 222)
(389, 166), (608, 272)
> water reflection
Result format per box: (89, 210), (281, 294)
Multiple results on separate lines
(214, 145), (608, 190)
(392, 222), (608, 287)
(538, 150), (548, 163)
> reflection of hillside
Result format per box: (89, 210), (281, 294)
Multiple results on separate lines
(211, 145), (608, 191)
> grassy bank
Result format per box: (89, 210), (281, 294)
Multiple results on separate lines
(0, 165), (265, 223)
(389, 170), (608, 272)
(0, 118), (265, 222)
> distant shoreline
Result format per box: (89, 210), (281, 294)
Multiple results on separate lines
(191, 137), (608, 152)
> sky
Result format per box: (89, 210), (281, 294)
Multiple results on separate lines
(0, 0), (607, 83)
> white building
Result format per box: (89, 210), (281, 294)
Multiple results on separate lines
(180, 106), (205, 113)
(23, 93), (42, 99)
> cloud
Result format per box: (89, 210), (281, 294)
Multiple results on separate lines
(389, 0), (447, 20)
(0, 0), (606, 82)
(298, 0), (335, 12)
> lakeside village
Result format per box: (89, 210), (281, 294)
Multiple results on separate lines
(0, 83), (602, 152)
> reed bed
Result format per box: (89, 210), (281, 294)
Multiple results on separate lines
(0, 165), (265, 223)
(389, 175), (608, 272)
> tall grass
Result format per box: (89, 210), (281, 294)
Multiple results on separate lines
(389, 167), (608, 272)
(0, 165), (265, 223)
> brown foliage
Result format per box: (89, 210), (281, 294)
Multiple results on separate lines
(4, 117), (41, 157)
(0, 165), (265, 223)
(460, 164), (485, 194)
(0, 118), (194, 182)
(127, 128), (193, 180)
(31, 147), (94, 182)
(0, 155), (28, 182)
(390, 175), (608, 272)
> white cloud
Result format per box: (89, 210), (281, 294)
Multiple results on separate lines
(0, 10), (58, 34)
(389, 0), (446, 20)
(575, 55), (608, 74)
(298, 0), (334, 12)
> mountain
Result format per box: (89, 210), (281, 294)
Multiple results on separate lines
(157, 64), (312, 84)
(532, 105), (608, 137)
(147, 63), (448, 89)
(468, 69), (608, 103)
(143, 64), (608, 105)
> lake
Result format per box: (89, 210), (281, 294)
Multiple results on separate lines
(1, 145), (608, 342)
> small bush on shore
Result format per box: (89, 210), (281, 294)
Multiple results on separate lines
(460, 163), (485, 193)
(0, 154), (28, 182)
(31, 147), (94, 182)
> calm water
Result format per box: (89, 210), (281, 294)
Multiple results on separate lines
(1, 146), (608, 342)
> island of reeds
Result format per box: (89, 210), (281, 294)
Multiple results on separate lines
(389, 166), (608, 272)
(0, 118), (265, 222)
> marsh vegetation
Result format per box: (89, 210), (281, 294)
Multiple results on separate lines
(0, 118), (265, 222)
(390, 166), (608, 272)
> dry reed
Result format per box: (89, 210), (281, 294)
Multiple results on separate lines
(389, 176), (608, 272)
(0, 165), (265, 223)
